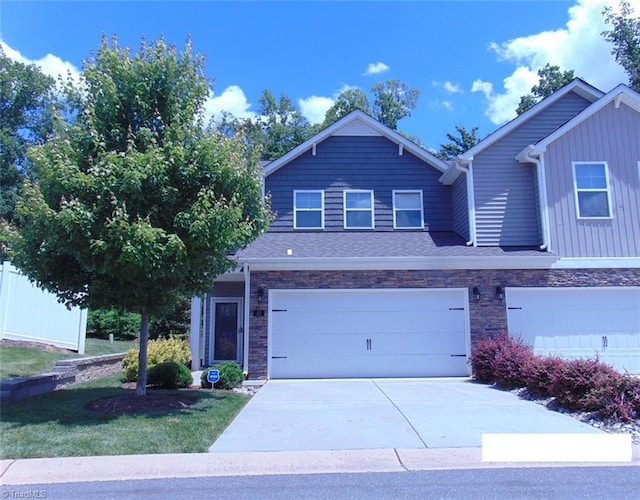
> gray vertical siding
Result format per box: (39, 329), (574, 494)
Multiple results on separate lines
(473, 92), (593, 246)
(544, 101), (640, 257)
(266, 135), (453, 232)
(452, 174), (470, 240)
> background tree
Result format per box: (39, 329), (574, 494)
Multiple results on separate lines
(371, 79), (420, 130)
(321, 88), (371, 127)
(603, 0), (640, 91)
(435, 125), (480, 161)
(0, 47), (56, 259)
(10, 36), (271, 396)
(516, 64), (575, 115)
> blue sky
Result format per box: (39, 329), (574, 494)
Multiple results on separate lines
(0, 0), (635, 150)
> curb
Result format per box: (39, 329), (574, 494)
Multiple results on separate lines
(1, 445), (639, 486)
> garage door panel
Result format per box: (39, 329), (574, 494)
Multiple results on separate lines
(269, 289), (470, 379)
(507, 287), (640, 375)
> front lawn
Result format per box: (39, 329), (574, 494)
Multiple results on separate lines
(0, 374), (249, 458)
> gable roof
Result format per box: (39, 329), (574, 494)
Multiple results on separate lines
(440, 79), (604, 184)
(518, 83), (640, 156)
(262, 109), (450, 176)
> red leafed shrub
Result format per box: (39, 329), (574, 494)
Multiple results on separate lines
(469, 334), (504, 383)
(491, 336), (535, 389)
(582, 374), (640, 422)
(548, 357), (619, 411)
(525, 355), (566, 397)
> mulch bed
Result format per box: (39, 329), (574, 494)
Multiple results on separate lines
(86, 393), (196, 415)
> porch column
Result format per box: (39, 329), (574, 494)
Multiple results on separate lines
(190, 296), (203, 369)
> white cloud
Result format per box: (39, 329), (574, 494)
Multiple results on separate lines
(443, 81), (463, 94)
(476, 0), (634, 124)
(1, 40), (81, 87)
(364, 62), (390, 75)
(298, 95), (335, 124)
(204, 85), (255, 123)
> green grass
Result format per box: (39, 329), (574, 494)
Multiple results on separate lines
(0, 374), (249, 459)
(0, 337), (138, 379)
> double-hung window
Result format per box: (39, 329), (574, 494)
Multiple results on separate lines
(572, 162), (612, 218)
(294, 190), (324, 229)
(344, 190), (374, 229)
(393, 190), (424, 229)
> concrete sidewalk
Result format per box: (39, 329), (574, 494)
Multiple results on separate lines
(2, 446), (640, 486)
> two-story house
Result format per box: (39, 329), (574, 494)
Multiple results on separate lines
(190, 79), (640, 379)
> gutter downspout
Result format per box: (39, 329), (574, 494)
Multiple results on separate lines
(454, 157), (476, 246)
(243, 264), (251, 373)
(517, 146), (551, 251)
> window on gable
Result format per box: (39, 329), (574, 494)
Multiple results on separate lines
(344, 190), (374, 229)
(573, 162), (612, 218)
(294, 190), (324, 229)
(393, 190), (424, 229)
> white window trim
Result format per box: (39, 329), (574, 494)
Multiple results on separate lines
(343, 190), (375, 229)
(392, 190), (424, 229)
(571, 161), (613, 219)
(293, 190), (324, 230)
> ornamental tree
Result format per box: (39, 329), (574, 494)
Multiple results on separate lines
(10, 36), (271, 395)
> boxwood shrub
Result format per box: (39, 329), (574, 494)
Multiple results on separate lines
(201, 361), (244, 390)
(148, 361), (193, 389)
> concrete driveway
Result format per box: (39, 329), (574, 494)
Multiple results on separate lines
(209, 378), (604, 453)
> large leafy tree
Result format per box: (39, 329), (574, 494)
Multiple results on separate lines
(435, 125), (480, 161)
(10, 37), (272, 395)
(371, 79), (420, 130)
(0, 47), (56, 258)
(603, 0), (640, 92)
(321, 88), (371, 127)
(516, 64), (575, 115)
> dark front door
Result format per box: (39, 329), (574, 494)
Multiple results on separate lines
(211, 299), (243, 363)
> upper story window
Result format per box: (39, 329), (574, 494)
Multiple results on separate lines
(344, 190), (374, 229)
(393, 190), (424, 229)
(572, 162), (612, 219)
(294, 190), (324, 229)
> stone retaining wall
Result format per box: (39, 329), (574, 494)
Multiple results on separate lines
(0, 353), (124, 403)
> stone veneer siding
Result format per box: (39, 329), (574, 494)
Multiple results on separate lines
(246, 268), (640, 379)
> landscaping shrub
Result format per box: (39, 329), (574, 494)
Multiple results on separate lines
(122, 337), (191, 382)
(87, 308), (140, 340)
(147, 361), (193, 389)
(201, 361), (244, 390)
(524, 355), (566, 397)
(582, 373), (640, 422)
(469, 334), (504, 383)
(491, 336), (534, 389)
(548, 357), (619, 411)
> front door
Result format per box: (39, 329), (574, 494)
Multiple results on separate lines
(210, 298), (243, 364)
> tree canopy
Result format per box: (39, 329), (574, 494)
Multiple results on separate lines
(0, 47), (56, 258)
(603, 0), (640, 92)
(515, 64), (576, 115)
(10, 36), (272, 394)
(435, 125), (480, 161)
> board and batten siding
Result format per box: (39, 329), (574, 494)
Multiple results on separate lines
(473, 91), (593, 246)
(266, 135), (453, 232)
(544, 101), (640, 257)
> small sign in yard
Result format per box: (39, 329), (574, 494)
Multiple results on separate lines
(207, 369), (220, 385)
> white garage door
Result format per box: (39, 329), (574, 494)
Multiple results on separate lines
(269, 288), (470, 378)
(506, 287), (640, 374)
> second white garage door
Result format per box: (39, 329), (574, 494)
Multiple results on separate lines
(506, 287), (640, 374)
(269, 288), (470, 379)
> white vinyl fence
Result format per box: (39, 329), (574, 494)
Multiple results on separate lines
(0, 262), (87, 353)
